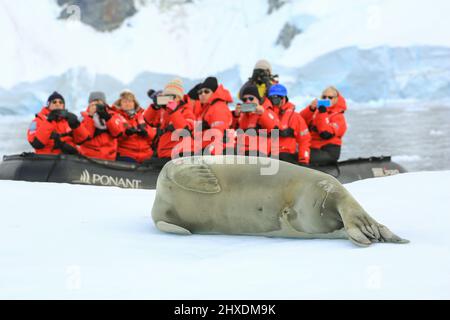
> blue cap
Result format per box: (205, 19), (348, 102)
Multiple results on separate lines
(268, 84), (288, 97)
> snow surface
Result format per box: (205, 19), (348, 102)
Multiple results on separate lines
(1, 171), (449, 299)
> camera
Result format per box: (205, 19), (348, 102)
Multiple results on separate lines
(251, 69), (270, 85)
(317, 99), (331, 108)
(156, 95), (173, 106)
(241, 103), (257, 113)
(96, 103), (106, 113)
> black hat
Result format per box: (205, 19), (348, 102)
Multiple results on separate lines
(199, 77), (218, 92)
(47, 91), (65, 105)
(188, 83), (202, 100)
(241, 84), (261, 103)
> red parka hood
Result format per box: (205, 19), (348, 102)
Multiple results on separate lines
(329, 95), (347, 113)
(207, 85), (233, 104)
(280, 101), (296, 113)
(37, 106), (51, 116)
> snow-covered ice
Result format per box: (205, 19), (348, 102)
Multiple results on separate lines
(0, 171), (449, 299)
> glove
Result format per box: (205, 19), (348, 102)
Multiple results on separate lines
(166, 100), (180, 114)
(50, 132), (61, 141)
(318, 106), (327, 113)
(319, 131), (334, 140)
(125, 127), (139, 136)
(50, 133), (79, 155)
(47, 109), (62, 122)
(59, 110), (80, 129)
(59, 142), (79, 155)
(96, 104), (111, 121)
(137, 124), (149, 138)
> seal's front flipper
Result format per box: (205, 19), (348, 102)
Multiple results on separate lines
(345, 221), (409, 247)
(378, 224), (409, 244)
(166, 162), (221, 194)
(156, 221), (192, 235)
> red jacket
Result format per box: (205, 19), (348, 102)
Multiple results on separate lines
(272, 102), (311, 164)
(79, 106), (125, 160)
(193, 85), (233, 155)
(143, 97), (196, 159)
(233, 98), (279, 155)
(299, 95), (347, 149)
(113, 107), (157, 163)
(27, 107), (90, 155)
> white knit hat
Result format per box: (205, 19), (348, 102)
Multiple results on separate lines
(254, 59), (272, 74)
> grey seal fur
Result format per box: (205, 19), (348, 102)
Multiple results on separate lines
(151, 156), (409, 247)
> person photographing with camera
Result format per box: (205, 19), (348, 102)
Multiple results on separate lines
(267, 84), (311, 165)
(78, 91), (125, 161)
(233, 84), (278, 156)
(191, 76), (233, 156)
(111, 90), (156, 163)
(299, 86), (347, 165)
(239, 59), (279, 101)
(27, 91), (90, 155)
(143, 79), (195, 163)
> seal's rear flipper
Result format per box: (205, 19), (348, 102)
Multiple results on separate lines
(156, 221), (192, 235)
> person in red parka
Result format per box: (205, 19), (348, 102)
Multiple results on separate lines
(144, 79), (195, 164)
(299, 86), (347, 165)
(232, 84), (279, 156)
(112, 90), (156, 163)
(267, 84), (311, 165)
(79, 91), (125, 161)
(27, 91), (90, 155)
(192, 77), (233, 155)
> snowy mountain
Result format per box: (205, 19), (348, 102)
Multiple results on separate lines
(1, 0), (450, 114)
(1, 171), (449, 299)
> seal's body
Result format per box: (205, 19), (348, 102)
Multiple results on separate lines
(151, 156), (408, 247)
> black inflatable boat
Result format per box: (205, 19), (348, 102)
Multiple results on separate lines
(0, 153), (407, 189)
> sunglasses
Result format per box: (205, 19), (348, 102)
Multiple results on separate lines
(242, 96), (255, 102)
(270, 95), (283, 100)
(197, 89), (212, 96)
(322, 95), (336, 100)
(51, 99), (64, 104)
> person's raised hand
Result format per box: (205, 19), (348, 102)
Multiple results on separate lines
(255, 104), (265, 115)
(310, 99), (318, 111)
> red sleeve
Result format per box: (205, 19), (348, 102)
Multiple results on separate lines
(204, 103), (232, 155)
(81, 114), (95, 136)
(207, 103), (232, 132)
(315, 112), (347, 137)
(295, 115), (311, 164)
(143, 105), (160, 126)
(299, 106), (314, 124)
(105, 113), (125, 137)
(258, 108), (279, 130)
(145, 125), (157, 142)
(72, 122), (91, 144)
(27, 116), (54, 146)
(169, 104), (195, 131)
